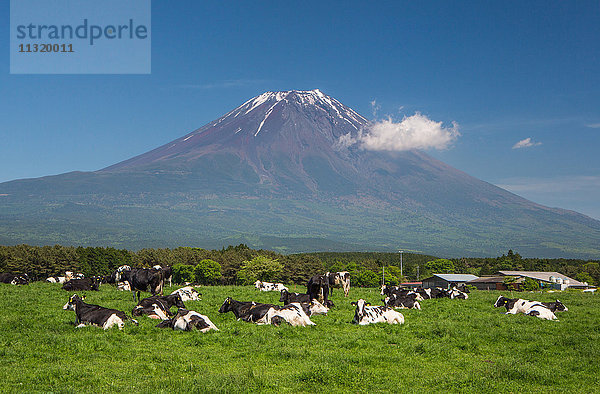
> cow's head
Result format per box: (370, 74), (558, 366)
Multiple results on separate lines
(380, 284), (386, 295)
(554, 299), (568, 312)
(171, 293), (186, 309)
(351, 299), (370, 323)
(254, 280), (262, 289)
(279, 289), (289, 303)
(218, 297), (233, 313)
(494, 295), (509, 308)
(63, 294), (85, 310)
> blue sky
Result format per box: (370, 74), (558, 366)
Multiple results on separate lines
(1, 1), (599, 218)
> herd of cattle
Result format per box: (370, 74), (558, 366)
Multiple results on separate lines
(1, 267), (572, 330)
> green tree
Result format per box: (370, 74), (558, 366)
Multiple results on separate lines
(425, 259), (455, 274)
(173, 264), (195, 284)
(520, 277), (540, 291)
(353, 270), (379, 288)
(236, 256), (283, 285)
(194, 259), (222, 285)
(576, 272), (595, 286)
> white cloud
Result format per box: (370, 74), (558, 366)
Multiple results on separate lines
(512, 137), (542, 149)
(340, 113), (459, 152)
(586, 123), (600, 129)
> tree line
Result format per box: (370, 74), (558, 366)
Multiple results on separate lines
(0, 244), (597, 287)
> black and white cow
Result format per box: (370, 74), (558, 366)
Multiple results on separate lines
(0, 273), (28, 285)
(62, 278), (100, 291)
(259, 303), (316, 327)
(218, 297), (273, 323)
(122, 268), (166, 301)
(494, 296), (541, 314)
(307, 275), (330, 304)
(63, 294), (138, 330)
(447, 287), (469, 299)
(279, 289), (311, 305)
(383, 294), (421, 310)
(326, 271), (350, 297)
(156, 308), (219, 332)
(494, 296), (545, 315)
(525, 304), (558, 320)
(351, 299), (404, 325)
(153, 265), (173, 287)
(540, 300), (568, 312)
(380, 285), (424, 301)
(171, 286), (201, 302)
(254, 280), (288, 292)
(296, 299), (330, 316)
(218, 297), (315, 326)
(132, 293), (186, 320)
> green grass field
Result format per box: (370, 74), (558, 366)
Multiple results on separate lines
(1, 283), (599, 393)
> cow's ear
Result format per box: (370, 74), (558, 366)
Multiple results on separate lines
(366, 302), (371, 306)
(350, 302), (357, 306)
(81, 295), (86, 300)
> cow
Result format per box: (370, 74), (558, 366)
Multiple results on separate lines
(117, 281), (131, 291)
(259, 303), (315, 327)
(525, 304), (558, 321)
(494, 296), (542, 314)
(297, 299), (330, 316)
(62, 278), (100, 291)
(122, 268), (166, 301)
(63, 294), (138, 330)
(132, 293), (186, 320)
(326, 271), (350, 297)
(279, 289), (311, 305)
(415, 287), (432, 299)
(380, 285), (424, 301)
(351, 299), (404, 325)
(218, 297), (315, 327)
(447, 287), (469, 299)
(109, 265), (132, 284)
(307, 275), (330, 304)
(254, 280), (288, 292)
(156, 309), (219, 332)
(171, 286), (201, 302)
(152, 265), (173, 287)
(383, 294), (421, 310)
(540, 300), (568, 312)
(218, 297), (276, 323)
(0, 273), (28, 285)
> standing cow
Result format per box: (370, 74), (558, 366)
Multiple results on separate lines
(326, 271), (350, 297)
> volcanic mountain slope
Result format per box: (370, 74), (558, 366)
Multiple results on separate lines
(1, 89), (599, 257)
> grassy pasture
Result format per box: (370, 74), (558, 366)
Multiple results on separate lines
(0, 283), (599, 393)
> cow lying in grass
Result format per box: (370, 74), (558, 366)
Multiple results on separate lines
(63, 294), (138, 330)
(383, 294), (421, 310)
(279, 290), (328, 316)
(218, 297), (315, 327)
(255, 280), (288, 292)
(494, 296), (565, 321)
(132, 293), (186, 320)
(351, 299), (404, 325)
(171, 286), (201, 302)
(62, 278), (100, 291)
(0, 273), (28, 285)
(156, 309), (219, 332)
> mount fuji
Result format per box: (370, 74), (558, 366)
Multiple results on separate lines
(1, 89), (599, 257)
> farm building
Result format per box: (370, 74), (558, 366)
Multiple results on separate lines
(467, 276), (507, 291)
(422, 274), (479, 289)
(496, 271), (590, 290)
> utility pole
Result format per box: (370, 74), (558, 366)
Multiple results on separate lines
(399, 250), (404, 279)
(417, 264), (420, 281)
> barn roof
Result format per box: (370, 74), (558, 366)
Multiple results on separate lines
(467, 276), (505, 284)
(497, 271), (587, 287)
(429, 274), (479, 282)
